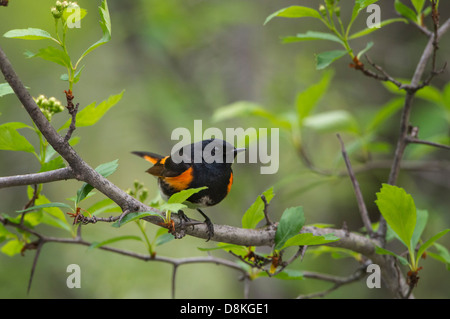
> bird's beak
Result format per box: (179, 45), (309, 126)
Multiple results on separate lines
(234, 148), (246, 154)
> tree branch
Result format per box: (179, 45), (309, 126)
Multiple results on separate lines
(0, 167), (75, 189)
(337, 134), (373, 237)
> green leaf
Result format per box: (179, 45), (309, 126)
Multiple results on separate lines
(274, 206), (305, 251)
(112, 211), (163, 227)
(198, 243), (250, 257)
(167, 186), (208, 204)
(427, 243), (450, 270)
(159, 202), (188, 212)
(16, 202), (73, 214)
(350, 19), (407, 40)
(375, 184), (417, 248)
(282, 31), (344, 44)
(0, 83), (14, 97)
(315, 50), (347, 70)
(416, 229), (450, 265)
(76, 160), (119, 205)
(258, 269), (304, 280)
(351, 0), (380, 25)
(26, 46), (71, 68)
(1, 239), (25, 257)
(394, 0), (417, 22)
(0, 122), (35, 153)
(78, 0), (111, 61)
(411, 0), (425, 13)
(366, 97), (404, 133)
(375, 246), (409, 265)
(3, 28), (56, 41)
(357, 41), (374, 60)
(241, 187), (274, 229)
(60, 65), (85, 84)
(154, 228), (174, 246)
(212, 101), (292, 129)
(297, 70), (334, 121)
(89, 235), (142, 249)
(60, 90), (124, 130)
(87, 198), (121, 215)
(411, 209), (428, 249)
(303, 110), (359, 133)
(282, 232), (340, 249)
(39, 156), (65, 173)
(264, 6), (322, 25)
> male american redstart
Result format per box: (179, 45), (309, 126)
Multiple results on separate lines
(132, 139), (245, 241)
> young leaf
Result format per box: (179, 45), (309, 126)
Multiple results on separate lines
(416, 229), (450, 266)
(264, 6), (322, 25)
(427, 243), (450, 270)
(274, 206), (305, 250)
(315, 50), (347, 70)
(26, 46), (72, 68)
(112, 211), (163, 227)
(366, 97), (404, 133)
(302, 110), (359, 133)
(297, 70), (334, 121)
(349, 19), (407, 40)
(1, 238), (25, 257)
(0, 83), (14, 97)
(411, 0), (425, 13)
(0, 122), (35, 153)
(375, 246), (409, 265)
(357, 41), (374, 60)
(3, 28), (57, 41)
(411, 209), (428, 249)
(282, 232), (340, 249)
(155, 228), (174, 246)
(76, 160), (119, 204)
(241, 187), (274, 229)
(167, 187), (208, 204)
(394, 0), (417, 22)
(257, 269), (304, 280)
(375, 184), (416, 248)
(78, 0), (111, 61)
(282, 31), (344, 44)
(89, 235), (142, 250)
(60, 90), (124, 130)
(16, 202), (73, 214)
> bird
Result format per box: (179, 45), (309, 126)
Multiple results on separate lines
(132, 138), (245, 241)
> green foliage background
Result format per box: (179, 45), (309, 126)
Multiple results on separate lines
(0, 0), (449, 298)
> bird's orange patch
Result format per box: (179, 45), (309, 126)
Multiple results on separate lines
(227, 172), (233, 194)
(163, 166), (193, 191)
(143, 155), (159, 164)
(159, 156), (169, 164)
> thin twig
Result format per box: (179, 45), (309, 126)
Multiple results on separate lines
(406, 137), (450, 151)
(297, 265), (368, 299)
(260, 194), (272, 225)
(336, 134), (373, 237)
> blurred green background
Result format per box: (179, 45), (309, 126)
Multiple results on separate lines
(0, 0), (449, 298)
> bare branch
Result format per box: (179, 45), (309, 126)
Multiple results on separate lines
(298, 266), (368, 299)
(337, 134), (373, 237)
(406, 137), (450, 151)
(0, 167), (75, 189)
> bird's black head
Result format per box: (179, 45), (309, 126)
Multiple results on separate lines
(171, 139), (244, 166)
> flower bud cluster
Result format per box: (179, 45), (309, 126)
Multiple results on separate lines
(34, 95), (64, 121)
(51, 1), (79, 19)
